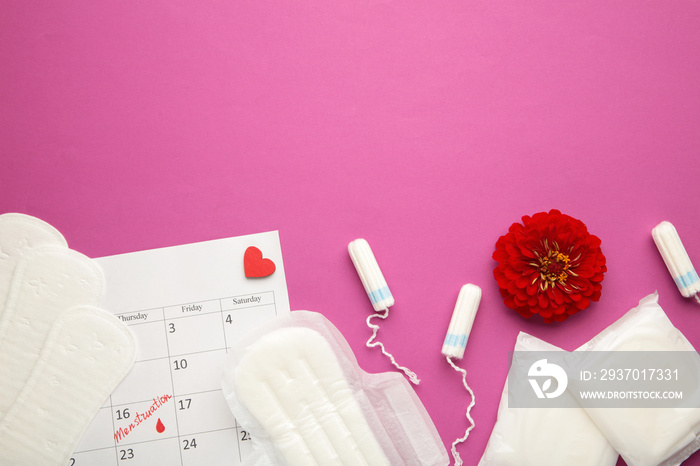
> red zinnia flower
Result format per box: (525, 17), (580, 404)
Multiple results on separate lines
(493, 209), (606, 323)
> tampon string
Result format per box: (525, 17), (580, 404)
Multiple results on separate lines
(443, 284), (481, 466)
(348, 238), (419, 384)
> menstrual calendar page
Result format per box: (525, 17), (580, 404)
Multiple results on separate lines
(70, 231), (290, 466)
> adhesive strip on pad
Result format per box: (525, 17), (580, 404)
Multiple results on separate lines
(229, 326), (391, 466)
(0, 305), (136, 466)
(0, 245), (104, 418)
(0, 213), (67, 317)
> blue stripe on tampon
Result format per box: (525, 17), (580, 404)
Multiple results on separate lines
(443, 333), (468, 349)
(368, 286), (392, 304)
(674, 269), (700, 289)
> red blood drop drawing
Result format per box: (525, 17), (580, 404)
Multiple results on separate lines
(156, 418), (165, 433)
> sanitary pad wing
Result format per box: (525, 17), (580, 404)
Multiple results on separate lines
(222, 310), (448, 466)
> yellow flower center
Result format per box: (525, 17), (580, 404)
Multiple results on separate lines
(538, 250), (570, 284)
(530, 240), (579, 292)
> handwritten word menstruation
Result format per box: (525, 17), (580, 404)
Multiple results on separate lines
(114, 394), (173, 443)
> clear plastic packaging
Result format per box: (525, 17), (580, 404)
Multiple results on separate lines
(221, 310), (448, 466)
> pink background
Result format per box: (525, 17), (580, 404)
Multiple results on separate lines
(2, 1), (700, 464)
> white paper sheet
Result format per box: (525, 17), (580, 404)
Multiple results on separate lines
(70, 231), (290, 466)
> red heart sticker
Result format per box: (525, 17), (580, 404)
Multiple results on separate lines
(244, 246), (276, 278)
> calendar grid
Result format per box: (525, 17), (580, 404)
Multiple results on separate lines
(107, 388), (229, 409)
(161, 309), (185, 466)
(73, 291), (280, 465)
(108, 393), (118, 465)
(218, 299), (230, 355)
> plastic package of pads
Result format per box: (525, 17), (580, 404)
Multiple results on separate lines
(478, 332), (618, 466)
(221, 310), (449, 466)
(573, 292), (700, 466)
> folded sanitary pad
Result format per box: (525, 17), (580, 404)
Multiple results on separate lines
(574, 293), (700, 466)
(478, 332), (619, 466)
(481, 293), (700, 466)
(222, 310), (448, 466)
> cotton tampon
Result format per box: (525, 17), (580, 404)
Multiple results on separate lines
(442, 284), (481, 359)
(348, 238), (418, 384)
(443, 284), (481, 466)
(652, 221), (700, 303)
(348, 238), (394, 312)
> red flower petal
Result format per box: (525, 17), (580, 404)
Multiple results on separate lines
(493, 209), (606, 323)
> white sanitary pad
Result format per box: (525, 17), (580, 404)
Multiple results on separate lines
(478, 332), (619, 466)
(0, 213), (136, 466)
(574, 292), (700, 466)
(0, 305), (136, 465)
(0, 245), (105, 418)
(222, 310), (448, 466)
(0, 213), (67, 317)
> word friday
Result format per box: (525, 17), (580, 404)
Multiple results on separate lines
(114, 394), (173, 443)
